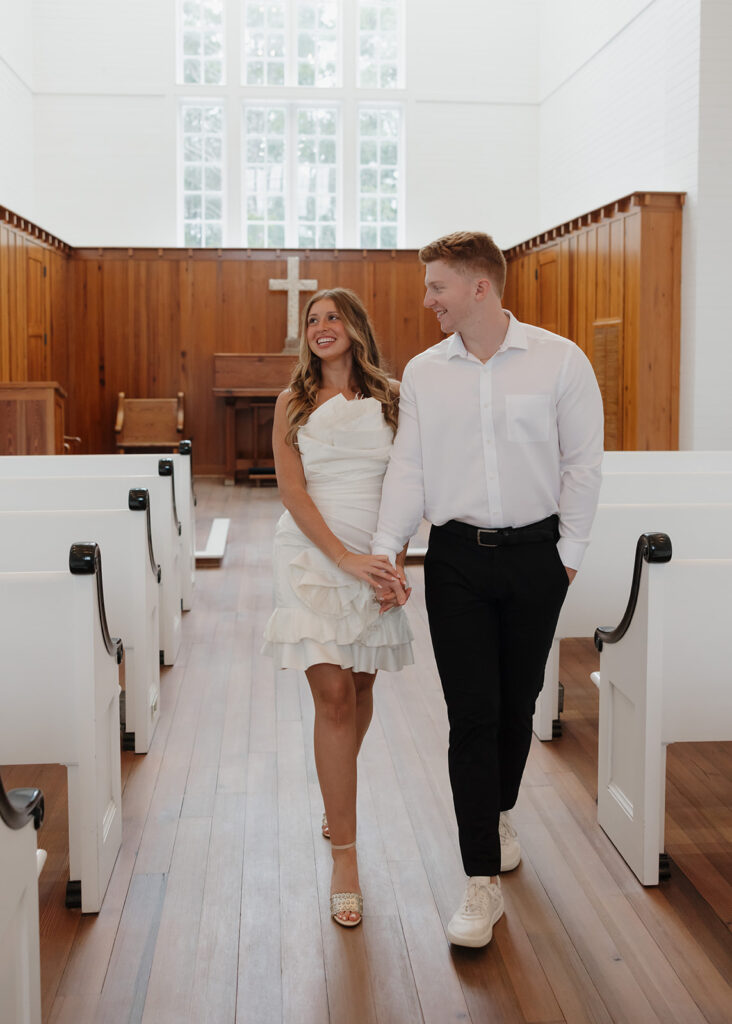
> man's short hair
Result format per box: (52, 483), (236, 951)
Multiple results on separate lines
(419, 231), (507, 297)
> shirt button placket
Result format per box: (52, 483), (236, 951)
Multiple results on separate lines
(481, 362), (502, 523)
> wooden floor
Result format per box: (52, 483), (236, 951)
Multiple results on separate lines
(4, 480), (732, 1024)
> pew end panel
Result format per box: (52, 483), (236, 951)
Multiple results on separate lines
(596, 549), (732, 885)
(0, 777), (44, 1024)
(0, 505), (161, 754)
(535, 497), (732, 740)
(0, 565), (123, 914)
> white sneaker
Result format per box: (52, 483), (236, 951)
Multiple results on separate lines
(447, 877), (504, 948)
(499, 811), (521, 871)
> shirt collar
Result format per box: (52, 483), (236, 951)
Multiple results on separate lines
(445, 311), (528, 361)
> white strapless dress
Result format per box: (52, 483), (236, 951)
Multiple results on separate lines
(262, 395), (414, 673)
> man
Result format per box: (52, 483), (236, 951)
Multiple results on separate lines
(373, 231), (603, 948)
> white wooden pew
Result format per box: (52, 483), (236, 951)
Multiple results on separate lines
(0, 779), (44, 1024)
(534, 502), (732, 740)
(0, 493), (161, 753)
(0, 475), (181, 664)
(598, 471), (732, 504)
(594, 534), (732, 884)
(0, 544), (123, 912)
(602, 450), (732, 472)
(0, 448), (195, 610)
(533, 454), (732, 740)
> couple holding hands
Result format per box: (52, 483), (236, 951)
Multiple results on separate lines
(262, 230), (603, 946)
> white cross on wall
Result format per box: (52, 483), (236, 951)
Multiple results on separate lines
(269, 256), (318, 353)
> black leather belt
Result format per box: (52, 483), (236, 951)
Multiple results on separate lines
(436, 514), (559, 547)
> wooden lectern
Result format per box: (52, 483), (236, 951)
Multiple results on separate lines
(0, 381), (67, 455)
(213, 354), (296, 484)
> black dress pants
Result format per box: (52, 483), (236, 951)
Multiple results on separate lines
(424, 519), (569, 877)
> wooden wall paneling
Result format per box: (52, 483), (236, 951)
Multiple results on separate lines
(586, 227), (597, 359)
(10, 231), (26, 381)
(609, 218), (624, 320)
(574, 230), (588, 354)
(69, 258), (105, 453)
(622, 212), (641, 449)
(558, 237), (572, 340)
(0, 224), (11, 380)
(637, 204), (681, 449)
(592, 320), (623, 450)
(49, 249), (69, 396)
(537, 247), (559, 334)
(26, 245), (48, 381)
(502, 259), (518, 317)
(595, 222), (610, 322)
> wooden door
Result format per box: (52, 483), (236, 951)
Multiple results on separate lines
(26, 248), (48, 380)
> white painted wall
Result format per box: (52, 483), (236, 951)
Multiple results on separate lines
(404, 0), (539, 247)
(537, 0), (699, 235)
(4, 0), (541, 247)
(0, 0), (34, 217)
(686, 0), (732, 448)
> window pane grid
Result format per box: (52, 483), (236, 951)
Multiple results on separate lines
(243, 105), (288, 246)
(180, 0), (225, 85)
(358, 106), (399, 248)
(243, 1), (287, 86)
(358, 0), (400, 89)
(182, 102), (225, 246)
(296, 106), (338, 247)
(297, 2), (338, 87)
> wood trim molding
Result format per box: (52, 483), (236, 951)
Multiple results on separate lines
(503, 192), (686, 259)
(0, 205), (72, 255)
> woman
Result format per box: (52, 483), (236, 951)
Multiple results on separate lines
(262, 288), (414, 927)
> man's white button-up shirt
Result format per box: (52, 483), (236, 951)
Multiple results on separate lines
(373, 312), (604, 570)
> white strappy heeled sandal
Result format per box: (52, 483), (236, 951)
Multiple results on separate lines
(330, 840), (363, 928)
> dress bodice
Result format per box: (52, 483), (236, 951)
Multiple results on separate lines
(297, 394), (393, 495)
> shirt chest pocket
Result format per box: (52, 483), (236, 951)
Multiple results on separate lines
(505, 394), (551, 443)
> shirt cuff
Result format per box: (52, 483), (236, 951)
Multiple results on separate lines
(373, 544), (399, 566)
(557, 537), (587, 572)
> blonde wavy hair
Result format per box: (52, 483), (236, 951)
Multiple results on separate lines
(284, 288), (399, 447)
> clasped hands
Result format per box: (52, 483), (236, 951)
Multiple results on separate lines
(336, 551), (411, 613)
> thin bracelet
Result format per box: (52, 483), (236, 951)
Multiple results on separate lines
(336, 550), (349, 568)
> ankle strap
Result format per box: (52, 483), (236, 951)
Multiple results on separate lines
(331, 840), (356, 850)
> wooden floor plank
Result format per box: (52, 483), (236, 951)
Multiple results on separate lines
(189, 793), (247, 1024)
(237, 752), (283, 1024)
(141, 817), (212, 1023)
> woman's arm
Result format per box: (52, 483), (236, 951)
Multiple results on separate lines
(273, 390), (404, 594)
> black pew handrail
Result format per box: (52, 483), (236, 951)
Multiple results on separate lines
(179, 438), (197, 507)
(594, 532), (672, 652)
(128, 488), (162, 582)
(69, 543), (124, 664)
(158, 458), (182, 536)
(0, 771), (44, 831)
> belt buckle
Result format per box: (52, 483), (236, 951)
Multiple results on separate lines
(477, 528), (498, 547)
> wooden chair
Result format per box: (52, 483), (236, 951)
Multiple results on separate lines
(115, 392), (184, 452)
